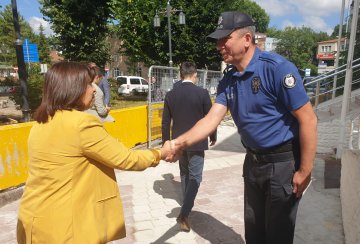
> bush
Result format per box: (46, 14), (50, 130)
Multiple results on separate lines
(9, 63), (44, 113)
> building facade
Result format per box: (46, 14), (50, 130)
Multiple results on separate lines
(106, 37), (149, 79)
(316, 38), (346, 74)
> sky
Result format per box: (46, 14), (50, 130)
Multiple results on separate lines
(1, 0), (349, 36)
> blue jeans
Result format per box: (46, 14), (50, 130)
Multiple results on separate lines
(179, 151), (204, 217)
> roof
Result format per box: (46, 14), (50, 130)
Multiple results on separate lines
(318, 38), (346, 44)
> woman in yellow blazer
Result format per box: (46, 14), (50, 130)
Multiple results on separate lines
(17, 62), (174, 243)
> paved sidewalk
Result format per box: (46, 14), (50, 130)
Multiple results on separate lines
(0, 122), (344, 243)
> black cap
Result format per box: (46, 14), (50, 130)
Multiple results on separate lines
(207, 11), (255, 40)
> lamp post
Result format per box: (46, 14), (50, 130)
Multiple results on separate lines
(154, 0), (185, 68)
(11, 0), (30, 122)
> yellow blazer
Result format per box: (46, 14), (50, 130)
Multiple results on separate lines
(17, 110), (160, 243)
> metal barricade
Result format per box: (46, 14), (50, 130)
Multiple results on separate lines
(147, 65), (222, 147)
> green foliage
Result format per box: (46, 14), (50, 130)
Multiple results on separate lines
(0, 5), (36, 66)
(37, 24), (51, 64)
(40, 0), (113, 66)
(265, 27), (282, 38)
(113, 0), (267, 70)
(107, 77), (119, 102)
(227, 0), (270, 33)
(330, 24), (347, 38)
(275, 26), (330, 72)
(9, 64), (44, 112)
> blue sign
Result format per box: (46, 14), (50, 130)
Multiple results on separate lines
(23, 39), (39, 63)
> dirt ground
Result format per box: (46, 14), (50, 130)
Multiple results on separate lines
(0, 95), (23, 125)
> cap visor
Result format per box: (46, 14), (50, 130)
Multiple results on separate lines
(207, 29), (233, 40)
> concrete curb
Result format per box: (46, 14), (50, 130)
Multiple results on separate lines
(0, 185), (24, 208)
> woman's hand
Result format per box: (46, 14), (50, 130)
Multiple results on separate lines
(160, 140), (180, 162)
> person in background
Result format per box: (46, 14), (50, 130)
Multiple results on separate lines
(99, 72), (111, 108)
(88, 62), (111, 108)
(16, 61), (175, 244)
(170, 11), (317, 244)
(86, 65), (114, 122)
(162, 61), (217, 232)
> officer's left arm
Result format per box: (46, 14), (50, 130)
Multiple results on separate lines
(291, 102), (317, 197)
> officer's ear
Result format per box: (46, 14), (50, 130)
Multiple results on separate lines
(243, 32), (252, 48)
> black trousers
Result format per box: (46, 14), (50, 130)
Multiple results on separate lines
(243, 149), (301, 244)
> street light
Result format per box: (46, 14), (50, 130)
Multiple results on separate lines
(11, 0), (30, 122)
(153, 0), (185, 68)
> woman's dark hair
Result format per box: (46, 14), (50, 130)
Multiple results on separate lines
(88, 64), (103, 79)
(33, 62), (92, 123)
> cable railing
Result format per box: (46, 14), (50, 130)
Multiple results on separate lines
(304, 57), (360, 108)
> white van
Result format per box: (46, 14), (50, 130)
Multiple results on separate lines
(116, 76), (149, 96)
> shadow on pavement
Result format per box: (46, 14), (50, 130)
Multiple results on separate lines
(190, 210), (245, 244)
(153, 174), (245, 244)
(153, 173), (182, 206)
(150, 209), (245, 244)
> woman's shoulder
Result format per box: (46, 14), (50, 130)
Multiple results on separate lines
(57, 110), (101, 123)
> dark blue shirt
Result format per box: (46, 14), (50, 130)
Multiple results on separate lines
(216, 48), (309, 149)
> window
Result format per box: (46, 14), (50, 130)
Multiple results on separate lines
(141, 79), (148, 85)
(114, 68), (120, 77)
(130, 78), (141, 85)
(117, 77), (126, 85)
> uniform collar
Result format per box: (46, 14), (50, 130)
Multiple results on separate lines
(232, 47), (261, 77)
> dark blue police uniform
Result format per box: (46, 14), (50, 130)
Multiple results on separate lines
(216, 47), (309, 244)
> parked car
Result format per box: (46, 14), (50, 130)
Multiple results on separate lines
(302, 77), (329, 97)
(116, 76), (149, 96)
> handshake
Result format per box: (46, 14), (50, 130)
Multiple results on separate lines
(159, 139), (182, 162)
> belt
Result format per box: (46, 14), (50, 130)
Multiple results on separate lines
(245, 139), (298, 163)
(245, 139), (296, 154)
(247, 150), (294, 163)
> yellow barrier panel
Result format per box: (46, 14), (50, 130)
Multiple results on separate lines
(0, 122), (34, 190)
(149, 103), (164, 141)
(0, 105), (163, 190)
(105, 105), (148, 148)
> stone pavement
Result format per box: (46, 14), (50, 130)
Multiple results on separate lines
(0, 121), (344, 243)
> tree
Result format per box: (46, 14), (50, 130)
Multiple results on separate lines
(330, 24), (347, 39)
(0, 5), (36, 65)
(265, 27), (282, 38)
(113, 0), (268, 70)
(227, 0), (270, 33)
(37, 24), (51, 64)
(40, 0), (114, 66)
(274, 26), (329, 75)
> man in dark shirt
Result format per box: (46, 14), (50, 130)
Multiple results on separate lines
(162, 61), (217, 232)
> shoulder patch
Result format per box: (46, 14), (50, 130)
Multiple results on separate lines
(283, 74), (296, 88)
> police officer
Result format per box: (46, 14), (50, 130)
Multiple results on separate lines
(170, 11), (317, 244)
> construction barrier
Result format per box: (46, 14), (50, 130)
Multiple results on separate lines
(0, 105), (162, 191)
(147, 65), (222, 146)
